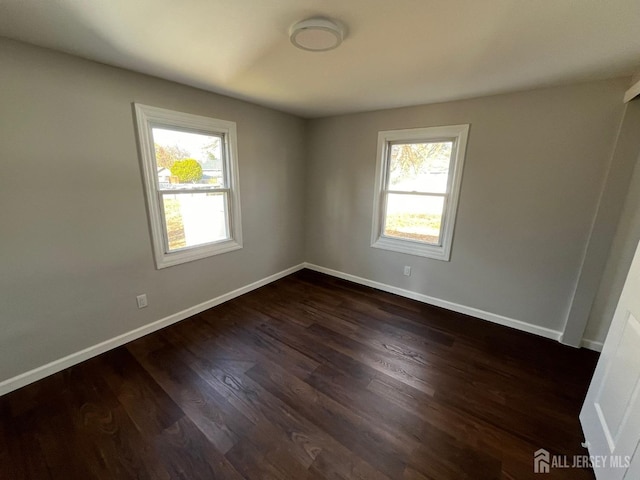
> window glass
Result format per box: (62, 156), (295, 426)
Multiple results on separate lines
(162, 192), (228, 251)
(383, 193), (444, 245)
(152, 128), (224, 188)
(388, 141), (452, 193)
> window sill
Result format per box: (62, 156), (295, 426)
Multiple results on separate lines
(155, 239), (242, 269)
(371, 236), (451, 261)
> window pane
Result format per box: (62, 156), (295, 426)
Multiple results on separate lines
(152, 127), (224, 188)
(388, 142), (452, 193)
(162, 192), (228, 251)
(383, 193), (444, 245)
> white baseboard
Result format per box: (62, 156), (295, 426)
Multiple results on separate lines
(0, 263), (305, 397)
(580, 338), (604, 352)
(303, 262), (564, 342)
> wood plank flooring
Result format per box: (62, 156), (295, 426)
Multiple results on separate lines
(0, 269), (599, 479)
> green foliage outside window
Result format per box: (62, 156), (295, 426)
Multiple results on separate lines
(170, 159), (203, 183)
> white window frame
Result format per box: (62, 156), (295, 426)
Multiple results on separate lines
(134, 104), (242, 269)
(371, 124), (469, 261)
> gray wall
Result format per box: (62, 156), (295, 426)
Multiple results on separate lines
(304, 79), (628, 333)
(566, 99), (640, 345)
(585, 99), (640, 343)
(0, 39), (306, 382)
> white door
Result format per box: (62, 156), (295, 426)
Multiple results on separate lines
(580, 240), (640, 479)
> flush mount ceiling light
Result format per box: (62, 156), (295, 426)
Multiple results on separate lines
(289, 17), (345, 52)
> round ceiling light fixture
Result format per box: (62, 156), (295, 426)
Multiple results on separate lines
(289, 17), (345, 52)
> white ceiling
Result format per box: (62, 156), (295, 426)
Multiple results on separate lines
(1, 0), (639, 118)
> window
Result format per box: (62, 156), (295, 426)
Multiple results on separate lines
(371, 124), (469, 261)
(134, 104), (242, 268)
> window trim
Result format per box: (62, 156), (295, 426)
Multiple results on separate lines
(371, 124), (469, 261)
(134, 103), (242, 269)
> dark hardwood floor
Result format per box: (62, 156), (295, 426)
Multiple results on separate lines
(0, 269), (599, 479)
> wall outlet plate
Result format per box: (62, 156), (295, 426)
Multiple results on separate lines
(136, 294), (148, 309)
(403, 266), (411, 276)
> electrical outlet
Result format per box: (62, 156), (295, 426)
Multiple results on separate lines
(403, 266), (411, 276)
(136, 294), (148, 309)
